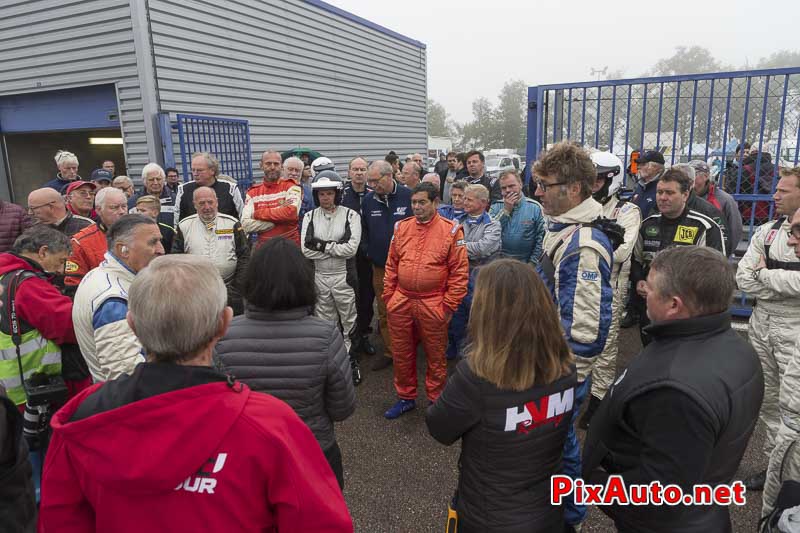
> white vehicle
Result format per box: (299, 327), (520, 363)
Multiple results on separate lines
(485, 149), (522, 179)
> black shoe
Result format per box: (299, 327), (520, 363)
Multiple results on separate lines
(742, 470), (766, 491)
(361, 336), (376, 356)
(350, 356), (362, 386)
(620, 312), (638, 329)
(578, 395), (601, 431)
(371, 355), (393, 371)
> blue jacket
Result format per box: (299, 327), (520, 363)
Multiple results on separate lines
(438, 205), (465, 221)
(43, 174), (77, 194)
(360, 181), (413, 267)
(632, 173), (662, 219)
(489, 196), (545, 265)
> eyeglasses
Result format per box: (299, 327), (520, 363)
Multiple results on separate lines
(788, 224), (800, 240)
(70, 190), (95, 199)
(26, 201), (55, 213)
(535, 179), (569, 192)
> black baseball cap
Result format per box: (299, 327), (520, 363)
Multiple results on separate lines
(637, 150), (665, 165)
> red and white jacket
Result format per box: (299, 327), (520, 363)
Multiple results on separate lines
(241, 178), (303, 245)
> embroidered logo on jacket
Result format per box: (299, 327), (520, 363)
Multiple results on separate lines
(504, 389), (574, 434)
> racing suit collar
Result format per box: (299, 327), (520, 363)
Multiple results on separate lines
(549, 197), (603, 226)
(460, 211), (491, 225)
(643, 311), (730, 340)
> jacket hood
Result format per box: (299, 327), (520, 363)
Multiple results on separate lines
(50, 378), (250, 495)
(0, 253), (44, 276)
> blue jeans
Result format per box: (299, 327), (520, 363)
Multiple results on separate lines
(446, 269), (475, 359)
(563, 376), (591, 525)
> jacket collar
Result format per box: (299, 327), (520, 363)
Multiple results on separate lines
(103, 251), (137, 279)
(244, 305), (313, 321)
(459, 211), (491, 225)
(548, 197), (603, 227)
(6, 252), (45, 273)
(644, 311), (731, 340)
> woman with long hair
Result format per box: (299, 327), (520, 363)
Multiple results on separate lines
(426, 258), (576, 532)
(215, 237), (355, 489)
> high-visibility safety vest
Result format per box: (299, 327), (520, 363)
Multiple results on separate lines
(0, 270), (62, 405)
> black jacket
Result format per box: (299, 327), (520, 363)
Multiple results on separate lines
(0, 390), (36, 532)
(175, 179), (243, 225)
(426, 360), (576, 533)
(214, 306), (355, 451)
(582, 312), (763, 533)
(686, 192), (730, 254)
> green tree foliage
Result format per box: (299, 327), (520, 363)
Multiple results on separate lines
(427, 99), (452, 137)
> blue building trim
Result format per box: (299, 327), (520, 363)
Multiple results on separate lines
(302, 0), (426, 49)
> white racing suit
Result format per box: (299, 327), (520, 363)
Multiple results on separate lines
(763, 336), (800, 518)
(301, 205), (362, 353)
(590, 195), (641, 400)
(736, 216), (800, 460)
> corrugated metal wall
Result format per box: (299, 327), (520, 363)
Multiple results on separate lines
(0, 0), (151, 180)
(148, 0), (427, 176)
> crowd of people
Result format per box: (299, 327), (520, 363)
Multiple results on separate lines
(0, 141), (799, 532)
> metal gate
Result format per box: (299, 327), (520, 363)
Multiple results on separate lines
(176, 114), (253, 190)
(526, 66), (800, 316)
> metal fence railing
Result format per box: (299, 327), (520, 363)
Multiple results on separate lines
(526, 67), (800, 317)
(176, 114), (253, 192)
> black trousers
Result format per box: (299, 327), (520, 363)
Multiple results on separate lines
(347, 252), (374, 338)
(323, 440), (344, 490)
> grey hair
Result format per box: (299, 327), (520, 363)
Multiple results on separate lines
(106, 214), (158, 249)
(95, 186), (126, 209)
(370, 160), (394, 178)
(672, 163), (696, 184)
(54, 150), (78, 167)
(11, 225), (71, 255)
(128, 255), (227, 362)
(141, 162), (166, 180)
(191, 152), (220, 176)
(465, 183), (490, 201)
(650, 246), (734, 316)
(422, 173), (441, 188)
(349, 156), (368, 168)
(283, 156), (304, 170)
(112, 176), (133, 188)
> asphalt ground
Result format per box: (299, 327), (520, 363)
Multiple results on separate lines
(336, 320), (767, 532)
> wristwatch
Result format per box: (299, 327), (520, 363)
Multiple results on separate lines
(752, 267), (764, 281)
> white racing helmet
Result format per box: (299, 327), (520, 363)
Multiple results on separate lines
(310, 157), (335, 177)
(311, 170), (344, 206)
(590, 151), (625, 197)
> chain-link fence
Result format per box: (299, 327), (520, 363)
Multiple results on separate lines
(527, 67), (800, 316)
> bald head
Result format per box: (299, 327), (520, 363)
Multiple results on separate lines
(193, 186), (218, 222)
(422, 173), (441, 190)
(27, 188), (66, 224)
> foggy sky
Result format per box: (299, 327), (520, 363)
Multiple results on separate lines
(328, 0), (800, 124)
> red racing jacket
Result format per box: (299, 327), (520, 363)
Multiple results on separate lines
(241, 178), (303, 245)
(65, 223), (107, 286)
(383, 213), (469, 312)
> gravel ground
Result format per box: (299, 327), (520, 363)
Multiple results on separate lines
(336, 321), (767, 532)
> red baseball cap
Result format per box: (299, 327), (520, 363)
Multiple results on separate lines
(65, 180), (97, 195)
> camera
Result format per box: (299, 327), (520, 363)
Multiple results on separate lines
(25, 372), (68, 408)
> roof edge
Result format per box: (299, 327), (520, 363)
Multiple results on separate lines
(302, 0), (426, 50)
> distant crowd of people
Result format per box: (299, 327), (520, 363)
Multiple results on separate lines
(0, 141), (799, 532)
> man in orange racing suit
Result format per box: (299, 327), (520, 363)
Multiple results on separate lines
(383, 182), (468, 419)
